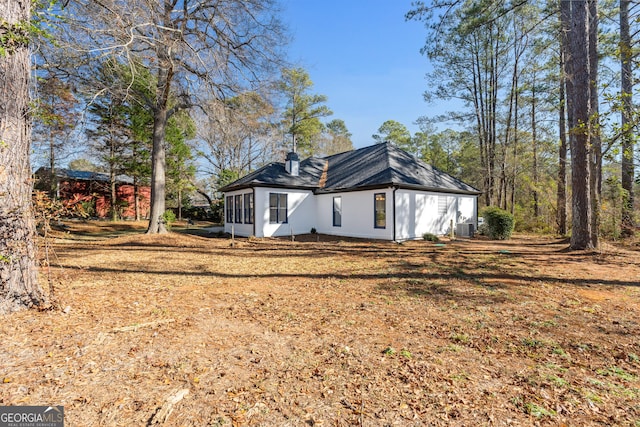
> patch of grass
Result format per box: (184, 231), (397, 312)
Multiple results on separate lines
(522, 337), (544, 348)
(548, 375), (569, 387)
(524, 402), (556, 418)
(597, 366), (637, 381)
(451, 371), (469, 382)
(582, 304), (601, 314)
(531, 319), (558, 328)
(437, 344), (463, 353)
(552, 345), (571, 360)
(399, 349), (412, 359)
(587, 377), (606, 387)
(382, 347), (396, 356)
(544, 362), (568, 373)
(450, 333), (470, 344)
(584, 391), (603, 404)
(611, 384), (640, 399)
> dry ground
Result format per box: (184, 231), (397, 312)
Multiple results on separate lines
(1, 221), (639, 426)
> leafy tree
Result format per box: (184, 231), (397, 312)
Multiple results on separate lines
(197, 91), (278, 185)
(372, 120), (413, 152)
(86, 76), (132, 220)
(0, 0), (46, 313)
(57, 0), (287, 233)
(165, 111), (197, 220)
(419, 129), (459, 175)
(32, 72), (79, 197)
(318, 119), (353, 156)
(279, 67), (333, 157)
(68, 158), (101, 172)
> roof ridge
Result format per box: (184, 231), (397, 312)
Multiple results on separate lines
(383, 141), (393, 172)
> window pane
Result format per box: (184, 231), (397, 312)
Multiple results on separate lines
(226, 196), (233, 223)
(375, 193), (386, 228)
(269, 193), (287, 223)
(333, 196), (342, 227)
(234, 194), (242, 223)
(269, 193), (278, 223)
(279, 194), (288, 223)
(244, 193), (253, 224)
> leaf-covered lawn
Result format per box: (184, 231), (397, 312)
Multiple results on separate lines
(1, 222), (639, 426)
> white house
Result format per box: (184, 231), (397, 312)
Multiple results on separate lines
(220, 142), (481, 241)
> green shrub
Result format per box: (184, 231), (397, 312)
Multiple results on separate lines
(423, 232), (440, 242)
(482, 206), (514, 240)
(162, 209), (177, 230)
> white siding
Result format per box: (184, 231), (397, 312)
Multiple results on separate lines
(225, 187), (476, 240)
(254, 187), (316, 237)
(316, 189), (394, 240)
(394, 189), (477, 240)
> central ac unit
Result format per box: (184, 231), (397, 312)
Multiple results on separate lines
(456, 222), (475, 237)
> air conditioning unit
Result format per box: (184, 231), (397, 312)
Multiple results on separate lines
(456, 222), (475, 237)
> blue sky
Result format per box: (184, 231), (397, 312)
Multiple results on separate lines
(282, 1), (433, 148)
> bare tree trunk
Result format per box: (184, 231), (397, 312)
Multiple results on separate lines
(531, 69), (539, 218)
(49, 132), (56, 198)
(511, 60), (519, 216)
(502, 23), (521, 213)
(134, 178), (140, 221)
(566, 0), (594, 250)
(557, 42), (568, 235)
(110, 132), (118, 221)
(146, 102), (169, 234)
(561, 0), (574, 238)
(588, 0), (600, 248)
(0, 0), (46, 313)
(620, 0), (635, 236)
(146, 39), (172, 234)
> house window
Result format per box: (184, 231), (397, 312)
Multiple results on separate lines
(226, 196), (233, 223)
(244, 193), (254, 224)
(333, 196), (342, 227)
(269, 193), (288, 224)
(374, 193), (386, 229)
(234, 194), (242, 223)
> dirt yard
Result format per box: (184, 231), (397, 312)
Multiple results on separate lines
(1, 221), (639, 426)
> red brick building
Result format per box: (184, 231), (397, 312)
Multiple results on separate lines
(35, 168), (150, 219)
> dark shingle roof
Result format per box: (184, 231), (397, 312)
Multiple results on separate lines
(35, 167), (135, 184)
(219, 157), (326, 191)
(221, 142), (480, 195)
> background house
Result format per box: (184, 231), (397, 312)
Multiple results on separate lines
(220, 142), (481, 241)
(34, 168), (150, 219)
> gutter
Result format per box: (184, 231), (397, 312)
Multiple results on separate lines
(315, 183), (481, 196)
(392, 186), (397, 242)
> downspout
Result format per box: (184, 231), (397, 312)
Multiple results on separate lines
(475, 195), (479, 229)
(392, 186), (397, 242)
(252, 187), (256, 237)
